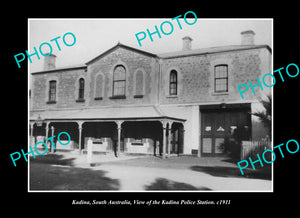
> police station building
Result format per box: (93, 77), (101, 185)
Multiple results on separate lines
(29, 30), (272, 158)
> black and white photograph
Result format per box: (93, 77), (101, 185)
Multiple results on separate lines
(5, 6), (300, 213)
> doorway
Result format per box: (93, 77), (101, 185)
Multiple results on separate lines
(200, 104), (251, 156)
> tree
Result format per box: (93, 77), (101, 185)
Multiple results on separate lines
(251, 95), (272, 138)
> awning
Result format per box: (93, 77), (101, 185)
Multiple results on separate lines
(30, 105), (186, 122)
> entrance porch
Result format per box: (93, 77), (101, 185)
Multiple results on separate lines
(30, 106), (185, 158)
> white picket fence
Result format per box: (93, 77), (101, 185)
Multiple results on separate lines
(240, 138), (271, 160)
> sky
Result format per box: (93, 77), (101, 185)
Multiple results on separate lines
(28, 19), (272, 73)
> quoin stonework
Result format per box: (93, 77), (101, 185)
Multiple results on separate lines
(29, 29), (272, 158)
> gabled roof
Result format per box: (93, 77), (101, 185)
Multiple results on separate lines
(86, 42), (157, 65)
(31, 42), (272, 75)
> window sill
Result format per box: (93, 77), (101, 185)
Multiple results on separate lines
(134, 95), (144, 98)
(94, 97), (103, 100)
(109, 95), (126, 99)
(212, 92), (229, 96)
(46, 100), (56, 104)
(166, 95), (178, 98)
(76, 99), (85, 103)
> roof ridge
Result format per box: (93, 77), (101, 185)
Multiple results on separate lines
(31, 63), (87, 74)
(158, 44), (271, 58)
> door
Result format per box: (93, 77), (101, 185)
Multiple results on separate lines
(213, 112), (226, 154)
(201, 112), (226, 155)
(201, 112), (214, 155)
(201, 108), (251, 156)
(169, 123), (184, 155)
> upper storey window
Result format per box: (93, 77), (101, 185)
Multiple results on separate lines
(169, 70), (178, 95)
(48, 80), (56, 103)
(79, 78), (85, 99)
(76, 78), (85, 102)
(214, 65), (228, 93)
(113, 65), (126, 97)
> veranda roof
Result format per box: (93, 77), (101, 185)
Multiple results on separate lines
(30, 105), (185, 122)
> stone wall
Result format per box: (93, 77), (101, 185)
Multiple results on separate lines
(159, 47), (270, 104)
(31, 68), (87, 110)
(31, 46), (159, 110)
(31, 46), (271, 111)
(87, 46), (158, 107)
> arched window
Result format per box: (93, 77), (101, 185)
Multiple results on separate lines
(214, 64), (228, 92)
(113, 65), (126, 96)
(48, 80), (56, 102)
(169, 70), (177, 95)
(95, 73), (104, 100)
(78, 78), (85, 100)
(134, 70), (144, 98)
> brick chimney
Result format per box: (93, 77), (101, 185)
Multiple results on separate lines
(43, 53), (56, 71)
(182, 36), (193, 51)
(241, 30), (255, 45)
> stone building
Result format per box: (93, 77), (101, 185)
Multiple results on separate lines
(29, 30), (272, 158)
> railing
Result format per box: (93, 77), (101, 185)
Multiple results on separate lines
(240, 138), (271, 160)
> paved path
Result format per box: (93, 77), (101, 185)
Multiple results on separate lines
(89, 161), (272, 191)
(29, 152), (272, 191)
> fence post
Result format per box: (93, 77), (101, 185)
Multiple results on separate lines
(87, 139), (93, 164)
(240, 141), (245, 160)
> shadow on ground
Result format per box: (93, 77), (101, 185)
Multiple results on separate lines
(144, 178), (212, 190)
(30, 154), (120, 190)
(190, 165), (271, 180)
(30, 154), (76, 166)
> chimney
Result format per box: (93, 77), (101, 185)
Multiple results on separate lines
(182, 36), (193, 51)
(43, 53), (56, 71)
(241, 30), (255, 45)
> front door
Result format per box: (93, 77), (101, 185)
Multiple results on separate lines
(170, 123), (184, 155)
(201, 108), (251, 156)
